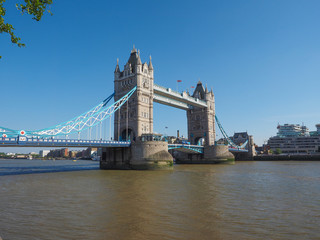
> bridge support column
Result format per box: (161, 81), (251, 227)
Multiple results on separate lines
(100, 141), (173, 170)
(203, 145), (234, 163)
(130, 141), (173, 170)
(172, 151), (204, 164)
(100, 147), (131, 170)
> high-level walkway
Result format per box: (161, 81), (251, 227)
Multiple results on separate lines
(153, 84), (207, 110)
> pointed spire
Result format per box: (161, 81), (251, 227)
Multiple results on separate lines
(205, 84), (208, 93)
(114, 58), (120, 73)
(131, 44), (137, 53)
(148, 55), (153, 70)
(137, 50), (142, 65)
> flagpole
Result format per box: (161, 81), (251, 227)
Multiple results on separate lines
(177, 80), (182, 92)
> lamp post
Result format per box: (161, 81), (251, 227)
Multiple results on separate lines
(165, 126), (168, 141)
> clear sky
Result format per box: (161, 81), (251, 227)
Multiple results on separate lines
(1, 0), (320, 152)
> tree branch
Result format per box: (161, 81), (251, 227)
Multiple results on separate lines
(0, 0), (53, 59)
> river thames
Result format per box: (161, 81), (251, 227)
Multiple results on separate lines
(0, 159), (319, 240)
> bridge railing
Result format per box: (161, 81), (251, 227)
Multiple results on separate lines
(168, 143), (204, 153)
(0, 137), (131, 147)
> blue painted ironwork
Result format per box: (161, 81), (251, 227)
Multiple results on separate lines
(228, 148), (249, 153)
(0, 87), (137, 138)
(215, 115), (248, 149)
(168, 144), (204, 153)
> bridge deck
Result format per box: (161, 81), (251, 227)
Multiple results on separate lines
(168, 144), (248, 153)
(168, 144), (204, 153)
(0, 137), (130, 148)
(1, 137), (248, 154)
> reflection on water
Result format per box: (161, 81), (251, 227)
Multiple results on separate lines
(0, 159), (99, 176)
(0, 160), (319, 240)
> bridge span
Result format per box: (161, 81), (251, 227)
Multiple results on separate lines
(0, 47), (255, 169)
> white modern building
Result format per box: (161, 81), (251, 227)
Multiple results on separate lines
(39, 150), (50, 157)
(268, 124), (320, 154)
(277, 124), (309, 137)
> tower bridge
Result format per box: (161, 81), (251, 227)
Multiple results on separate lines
(0, 47), (255, 169)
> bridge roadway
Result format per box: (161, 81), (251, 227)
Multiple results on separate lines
(168, 144), (248, 154)
(0, 137), (130, 148)
(0, 137), (248, 153)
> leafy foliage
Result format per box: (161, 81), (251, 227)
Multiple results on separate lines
(274, 148), (282, 155)
(0, 0), (53, 59)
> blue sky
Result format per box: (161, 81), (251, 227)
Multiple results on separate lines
(1, 0), (320, 152)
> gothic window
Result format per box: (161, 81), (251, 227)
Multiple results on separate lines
(142, 78), (149, 89)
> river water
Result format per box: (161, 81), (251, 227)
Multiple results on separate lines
(0, 159), (319, 240)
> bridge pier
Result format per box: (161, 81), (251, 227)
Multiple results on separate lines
(204, 145), (235, 163)
(100, 141), (173, 170)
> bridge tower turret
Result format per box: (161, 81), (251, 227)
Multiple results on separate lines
(187, 81), (215, 146)
(114, 46), (154, 141)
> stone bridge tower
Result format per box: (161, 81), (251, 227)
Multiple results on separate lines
(114, 46), (154, 141)
(187, 81), (215, 146)
(101, 47), (173, 170)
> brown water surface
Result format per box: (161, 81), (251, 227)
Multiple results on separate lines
(0, 160), (319, 240)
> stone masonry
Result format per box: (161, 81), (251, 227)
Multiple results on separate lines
(187, 81), (215, 146)
(114, 46), (154, 141)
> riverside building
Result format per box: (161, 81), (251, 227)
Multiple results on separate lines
(268, 124), (320, 154)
